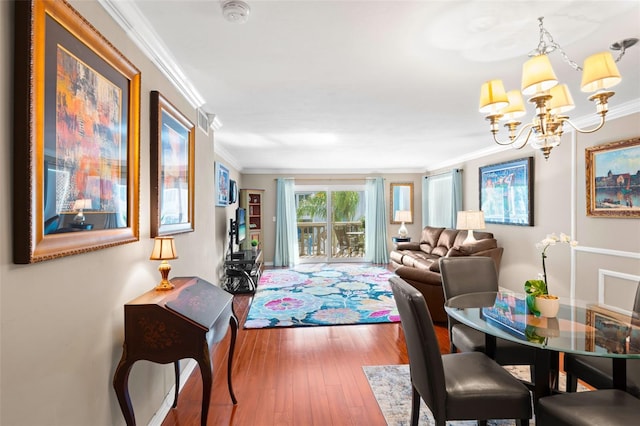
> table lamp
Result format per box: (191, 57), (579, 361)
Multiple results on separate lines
(456, 210), (486, 244)
(149, 236), (178, 290)
(394, 210), (412, 238)
(72, 198), (92, 224)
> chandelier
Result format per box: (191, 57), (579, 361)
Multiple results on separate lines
(479, 17), (637, 159)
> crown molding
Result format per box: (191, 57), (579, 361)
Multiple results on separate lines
(98, 0), (205, 109)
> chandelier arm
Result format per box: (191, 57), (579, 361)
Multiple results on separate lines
(560, 114), (606, 134)
(491, 123), (534, 146)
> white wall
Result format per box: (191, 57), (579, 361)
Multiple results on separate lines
(0, 2), (232, 424)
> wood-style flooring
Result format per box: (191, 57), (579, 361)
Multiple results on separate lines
(161, 292), (452, 426)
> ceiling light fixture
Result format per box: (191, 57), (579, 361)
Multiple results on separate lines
(221, 0), (251, 24)
(479, 17), (637, 160)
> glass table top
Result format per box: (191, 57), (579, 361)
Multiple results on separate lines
(444, 291), (640, 359)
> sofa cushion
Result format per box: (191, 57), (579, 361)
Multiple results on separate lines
(431, 229), (459, 257)
(453, 230), (494, 247)
(449, 238), (499, 256)
(419, 227), (445, 254)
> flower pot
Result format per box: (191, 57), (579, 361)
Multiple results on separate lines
(535, 295), (560, 318)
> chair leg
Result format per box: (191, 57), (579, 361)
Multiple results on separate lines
(565, 372), (578, 392)
(410, 385), (421, 426)
(478, 421), (487, 426)
(516, 419), (529, 426)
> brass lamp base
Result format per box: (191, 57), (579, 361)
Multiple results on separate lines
(155, 260), (175, 291)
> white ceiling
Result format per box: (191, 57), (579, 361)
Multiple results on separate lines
(101, 0), (640, 174)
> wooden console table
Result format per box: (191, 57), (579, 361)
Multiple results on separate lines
(113, 277), (238, 426)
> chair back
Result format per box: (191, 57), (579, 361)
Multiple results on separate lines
(389, 276), (447, 419)
(439, 257), (499, 301)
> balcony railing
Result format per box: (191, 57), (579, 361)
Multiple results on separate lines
(298, 221), (364, 259)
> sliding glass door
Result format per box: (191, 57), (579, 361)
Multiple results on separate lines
(295, 185), (365, 263)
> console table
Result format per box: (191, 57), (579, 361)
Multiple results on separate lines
(224, 249), (263, 294)
(113, 277), (238, 426)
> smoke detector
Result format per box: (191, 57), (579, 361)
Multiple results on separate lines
(221, 0), (251, 24)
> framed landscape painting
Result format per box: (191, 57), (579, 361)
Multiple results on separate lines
(479, 157), (534, 226)
(13, 0), (141, 263)
(150, 91), (195, 237)
(586, 137), (640, 218)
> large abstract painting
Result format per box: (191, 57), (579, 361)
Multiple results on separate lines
(13, 0), (140, 263)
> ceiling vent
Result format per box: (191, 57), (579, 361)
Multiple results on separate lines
(221, 0), (251, 24)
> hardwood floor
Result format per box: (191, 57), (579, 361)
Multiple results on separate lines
(161, 292), (452, 426)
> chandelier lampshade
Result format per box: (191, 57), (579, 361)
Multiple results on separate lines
(548, 84), (575, 114)
(501, 90), (527, 120)
(580, 51), (622, 92)
(521, 54), (558, 95)
(479, 79), (509, 114)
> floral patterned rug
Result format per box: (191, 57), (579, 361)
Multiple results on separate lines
(244, 263), (400, 329)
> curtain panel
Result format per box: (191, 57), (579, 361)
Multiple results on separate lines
(274, 178), (299, 267)
(364, 177), (389, 264)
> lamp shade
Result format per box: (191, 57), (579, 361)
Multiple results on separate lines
(73, 199), (92, 210)
(394, 210), (412, 223)
(479, 79), (509, 114)
(521, 54), (558, 95)
(548, 84), (575, 114)
(456, 210), (486, 230)
(580, 51), (621, 93)
(150, 237), (178, 260)
(500, 90), (526, 120)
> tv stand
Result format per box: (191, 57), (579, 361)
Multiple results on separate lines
(223, 249), (263, 294)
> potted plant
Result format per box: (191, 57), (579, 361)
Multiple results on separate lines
(525, 232), (577, 317)
(251, 239), (259, 254)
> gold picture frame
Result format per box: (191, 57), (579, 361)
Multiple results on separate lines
(150, 91), (195, 237)
(13, 0), (141, 263)
(390, 182), (414, 224)
(586, 137), (640, 218)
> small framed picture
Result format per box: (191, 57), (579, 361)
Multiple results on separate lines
(479, 157), (534, 226)
(585, 137), (640, 218)
(585, 305), (637, 354)
(215, 162), (230, 207)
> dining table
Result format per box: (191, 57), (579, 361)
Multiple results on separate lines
(444, 291), (640, 407)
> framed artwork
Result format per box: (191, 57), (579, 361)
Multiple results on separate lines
(150, 91), (195, 237)
(215, 162), (230, 207)
(479, 157), (534, 226)
(13, 0), (141, 263)
(585, 137), (640, 218)
(585, 305), (639, 354)
(390, 182), (414, 224)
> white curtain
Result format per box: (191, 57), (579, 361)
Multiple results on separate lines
(423, 169), (462, 228)
(274, 178), (299, 266)
(364, 177), (389, 264)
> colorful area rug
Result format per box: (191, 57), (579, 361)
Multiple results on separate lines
(244, 263), (399, 329)
(363, 364), (588, 426)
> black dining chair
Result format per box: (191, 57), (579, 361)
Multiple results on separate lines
(564, 281), (640, 397)
(439, 257), (539, 370)
(390, 276), (532, 426)
(537, 388), (640, 425)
